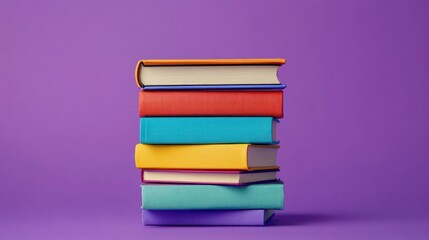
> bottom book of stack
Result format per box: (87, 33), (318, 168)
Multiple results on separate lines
(143, 210), (275, 226)
(141, 181), (284, 226)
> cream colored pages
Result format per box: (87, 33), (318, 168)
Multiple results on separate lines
(144, 171), (277, 184)
(247, 146), (279, 168)
(140, 65), (280, 86)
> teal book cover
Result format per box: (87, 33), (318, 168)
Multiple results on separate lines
(141, 181), (284, 210)
(139, 117), (279, 144)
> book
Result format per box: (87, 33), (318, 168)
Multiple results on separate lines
(142, 84), (286, 90)
(143, 210), (275, 226)
(139, 117), (279, 144)
(142, 169), (278, 185)
(138, 90), (283, 117)
(141, 181), (284, 210)
(135, 144), (279, 170)
(135, 58), (286, 87)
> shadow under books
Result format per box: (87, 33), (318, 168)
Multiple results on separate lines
(149, 213), (359, 228)
(269, 212), (353, 226)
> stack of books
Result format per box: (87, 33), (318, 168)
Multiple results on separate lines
(134, 58), (286, 226)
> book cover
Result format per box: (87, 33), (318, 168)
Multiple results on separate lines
(138, 90), (283, 117)
(141, 169), (279, 185)
(140, 117), (278, 144)
(143, 210), (275, 226)
(138, 58), (286, 66)
(142, 84), (286, 90)
(135, 144), (279, 170)
(141, 181), (284, 210)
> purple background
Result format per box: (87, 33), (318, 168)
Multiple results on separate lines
(1, 0), (429, 239)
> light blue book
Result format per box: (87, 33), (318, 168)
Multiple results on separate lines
(141, 182), (284, 210)
(139, 117), (279, 144)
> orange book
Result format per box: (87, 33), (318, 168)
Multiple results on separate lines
(138, 90), (283, 118)
(135, 58), (286, 88)
(139, 58), (286, 66)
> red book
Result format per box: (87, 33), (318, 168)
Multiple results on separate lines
(138, 90), (283, 118)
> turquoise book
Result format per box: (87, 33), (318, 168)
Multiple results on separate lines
(141, 181), (284, 210)
(139, 117), (279, 144)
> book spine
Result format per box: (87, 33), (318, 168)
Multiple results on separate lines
(143, 210), (268, 226)
(135, 144), (249, 170)
(139, 117), (275, 144)
(139, 90), (283, 117)
(141, 182), (284, 210)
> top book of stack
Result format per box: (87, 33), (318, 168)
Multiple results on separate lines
(135, 58), (286, 90)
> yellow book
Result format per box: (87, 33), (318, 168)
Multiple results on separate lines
(135, 144), (279, 170)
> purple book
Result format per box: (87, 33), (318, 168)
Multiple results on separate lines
(143, 210), (275, 226)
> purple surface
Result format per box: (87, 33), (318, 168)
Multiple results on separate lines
(1, 0), (429, 239)
(142, 210), (272, 226)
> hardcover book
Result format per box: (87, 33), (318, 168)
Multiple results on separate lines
(139, 117), (278, 144)
(138, 90), (283, 117)
(143, 210), (275, 226)
(142, 169), (278, 185)
(142, 84), (286, 90)
(135, 144), (279, 170)
(141, 181), (284, 210)
(135, 58), (286, 87)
